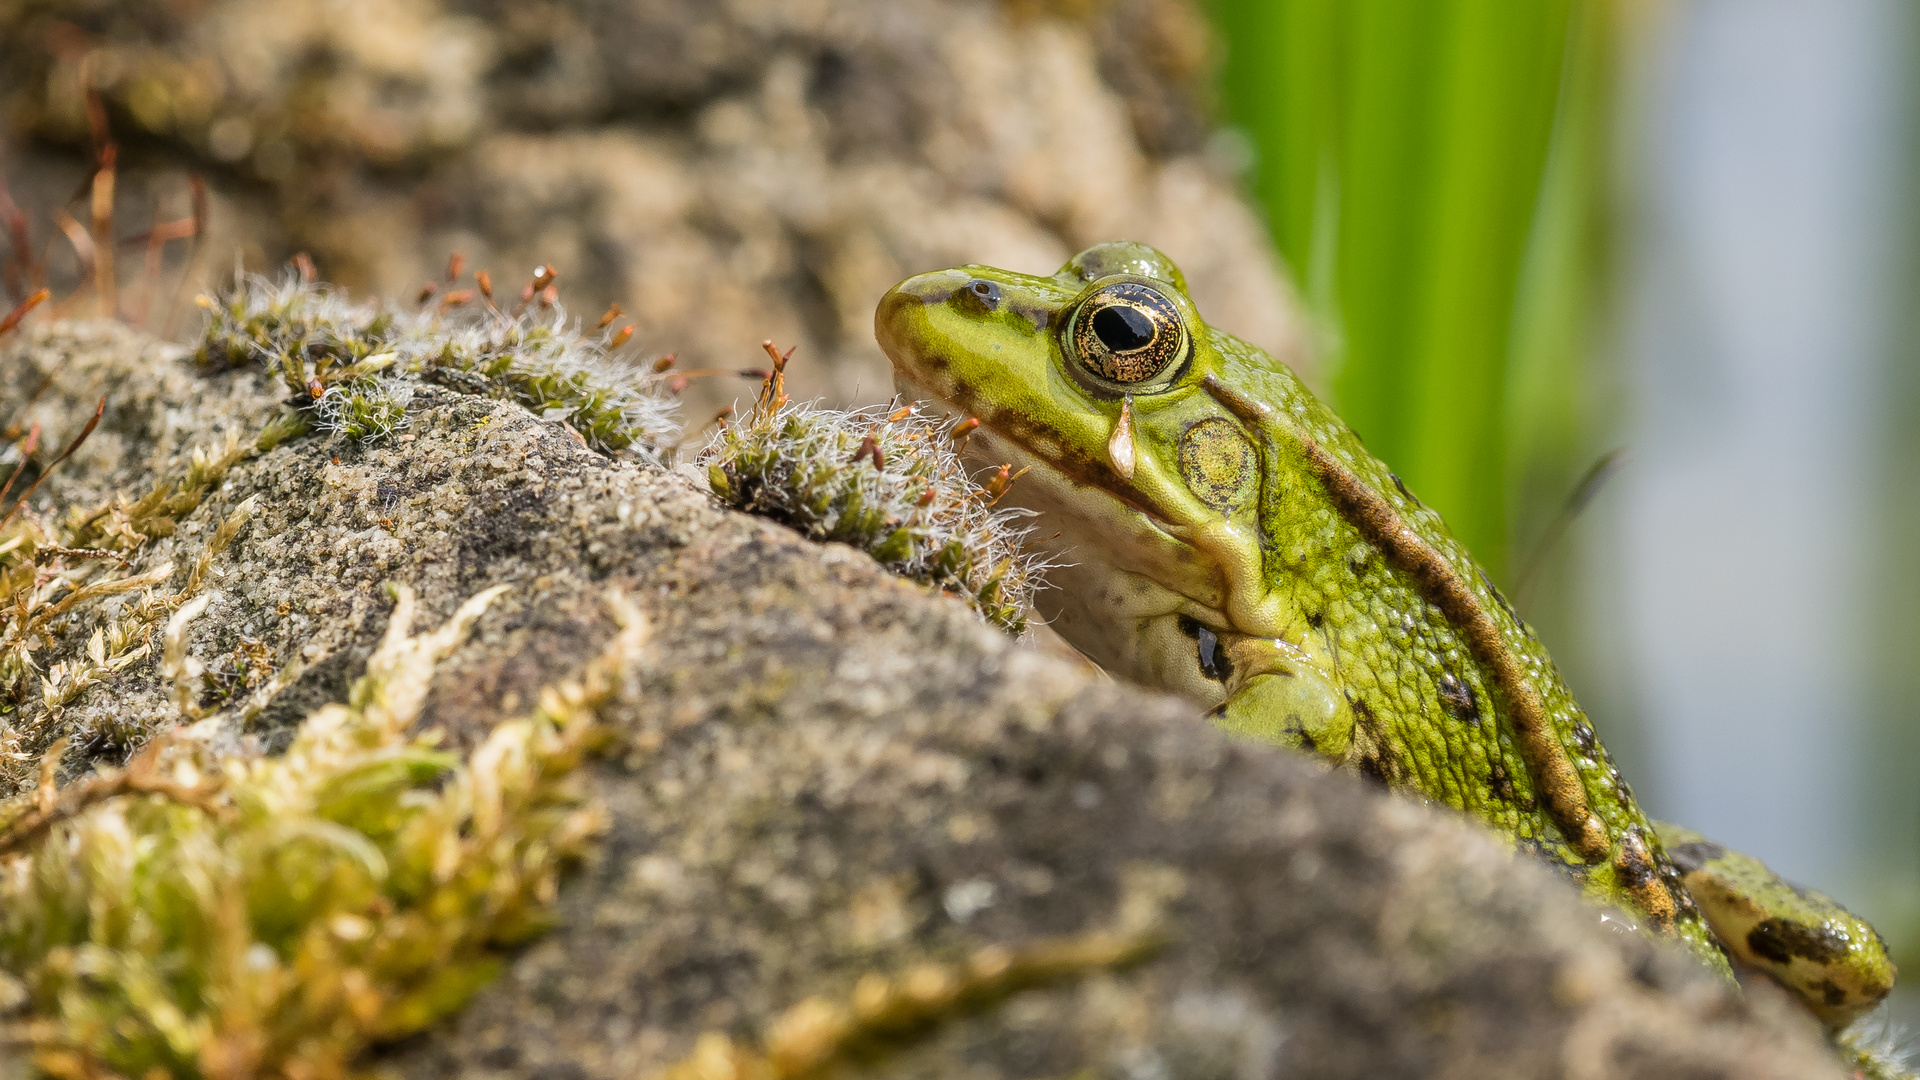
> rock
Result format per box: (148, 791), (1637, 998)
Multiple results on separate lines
(0, 320), (1844, 1077)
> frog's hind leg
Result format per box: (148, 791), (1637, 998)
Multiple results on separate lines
(1654, 822), (1897, 1032)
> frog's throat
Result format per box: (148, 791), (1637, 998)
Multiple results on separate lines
(1201, 376), (1612, 865)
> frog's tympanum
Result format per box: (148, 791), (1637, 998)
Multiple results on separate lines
(875, 242), (1894, 1029)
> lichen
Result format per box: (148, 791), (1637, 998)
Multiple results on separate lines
(0, 583), (644, 1079)
(700, 352), (1047, 635)
(194, 270), (680, 459)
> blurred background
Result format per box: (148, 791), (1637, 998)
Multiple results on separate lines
(2, 0), (1916, 1027)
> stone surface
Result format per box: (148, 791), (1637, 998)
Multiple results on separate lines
(0, 320), (1845, 1078)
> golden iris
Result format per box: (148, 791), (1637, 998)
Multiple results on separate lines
(1066, 282), (1186, 385)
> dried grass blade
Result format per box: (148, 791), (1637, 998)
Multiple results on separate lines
(160, 176), (207, 338)
(0, 397), (103, 532)
(0, 168), (34, 297)
(50, 213), (94, 318)
(0, 287), (48, 337)
(90, 146), (116, 320)
(0, 424), (40, 509)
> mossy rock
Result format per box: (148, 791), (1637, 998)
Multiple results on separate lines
(0, 319), (1852, 1078)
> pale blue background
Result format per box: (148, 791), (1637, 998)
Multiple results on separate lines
(1586, 0), (1917, 1026)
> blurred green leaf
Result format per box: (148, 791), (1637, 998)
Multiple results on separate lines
(1207, 0), (1611, 580)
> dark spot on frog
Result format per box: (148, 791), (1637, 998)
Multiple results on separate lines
(957, 278), (1002, 314)
(1389, 472), (1423, 508)
(1177, 616), (1233, 683)
(1436, 672), (1478, 725)
(1516, 836), (1590, 886)
(1349, 698), (1403, 787)
(1008, 301), (1053, 332)
(1306, 610), (1324, 630)
(1290, 719), (1317, 754)
(1661, 862), (1702, 918)
(1747, 918), (1849, 966)
(1819, 979), (1852, 1007)
(1664, 840), (1727, 875)
(1489, 763), (1516, 803)
(1608, 765), (1631, 800)
(1478, 568), (1523, 625)
(1570, 720), (1597, 752)
(1782, 878), (1831, 908)
(1614, 829), (1659, 889)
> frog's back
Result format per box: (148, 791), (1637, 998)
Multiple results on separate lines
(1212, 329), (1711, 949)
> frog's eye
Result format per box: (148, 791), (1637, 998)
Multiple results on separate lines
(1066, 282), (1187, 385)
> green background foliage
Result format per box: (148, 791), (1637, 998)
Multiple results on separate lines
(1204, 0), (1615, 586)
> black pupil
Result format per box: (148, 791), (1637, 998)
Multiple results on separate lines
(1092, 304), (1155, 352)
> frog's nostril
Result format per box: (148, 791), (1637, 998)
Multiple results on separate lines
(963, 279), (1002, 312)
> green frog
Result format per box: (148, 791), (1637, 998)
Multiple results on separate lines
(874, 241), (1895, 1032)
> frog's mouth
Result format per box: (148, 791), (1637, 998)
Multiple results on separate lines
(889, 363), (1167, 521)
(878, 281), (1152, 497)
(889, 364), (1225, 614)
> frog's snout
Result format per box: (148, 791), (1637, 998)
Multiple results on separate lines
(884, 269), (966, 306)
(874, 269), (968, 365)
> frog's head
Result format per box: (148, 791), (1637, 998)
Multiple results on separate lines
(877, 241), (1197, 457)
(877, 242), (1288, 686)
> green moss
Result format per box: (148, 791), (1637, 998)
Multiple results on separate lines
(0, 583), (643, 1078)
(317, 379), (412, 441)
(700, 381), (1047, 635)
(194, 273), (680, 459)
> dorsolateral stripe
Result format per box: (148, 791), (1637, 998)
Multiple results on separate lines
(1299, 440), (1610, 862)
(1199, 376), (1609, 864)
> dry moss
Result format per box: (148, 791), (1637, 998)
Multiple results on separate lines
(653, 927), (1165, 1080)
(194, 272), (681, 459)
(700, 357), (1047, 635)
(0, 583), (643, 1078)
(0, 407), (307, 785)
